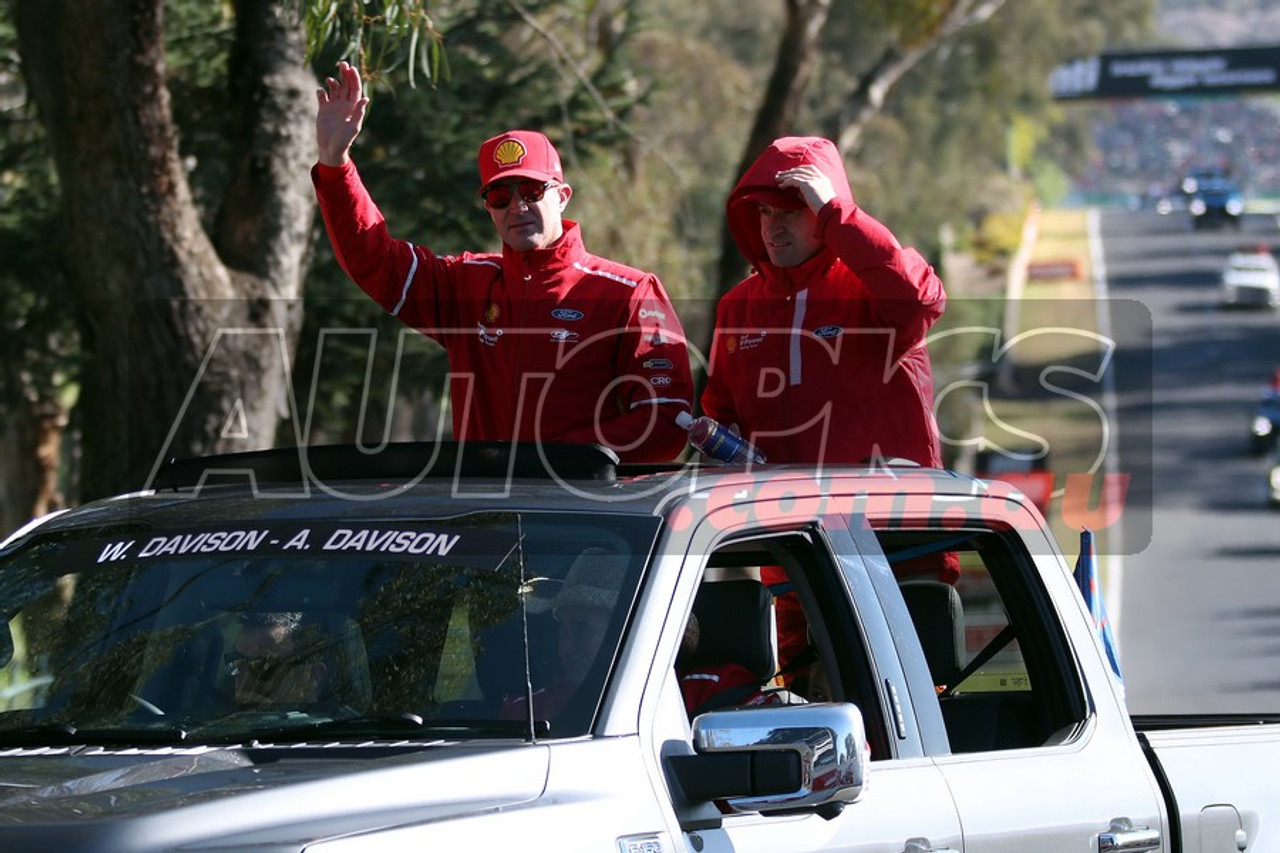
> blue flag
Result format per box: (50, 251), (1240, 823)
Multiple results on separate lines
(1073, 529), (1123, 683)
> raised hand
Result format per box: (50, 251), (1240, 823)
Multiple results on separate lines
(775, 165), (837, 212)
(315, 61), (370, 167)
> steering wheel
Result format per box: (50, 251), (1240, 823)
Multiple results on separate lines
(130, 693), (166, 715)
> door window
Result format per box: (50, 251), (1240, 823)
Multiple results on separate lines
(874, 527), (1088, 753)
(682, 529), (891, 759)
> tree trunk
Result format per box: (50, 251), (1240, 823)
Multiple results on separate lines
(14, 0), (316, 500)
(0, 396), (68, 537)
(713, 0), (832, 306)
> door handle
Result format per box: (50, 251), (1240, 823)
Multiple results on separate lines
(903, 838), (959, 853)
(1099, 817), (1162, 852)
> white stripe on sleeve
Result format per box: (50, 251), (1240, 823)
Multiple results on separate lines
(390, 243), (419, 317)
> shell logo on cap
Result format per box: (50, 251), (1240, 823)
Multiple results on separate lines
(493, 138), (527, 169)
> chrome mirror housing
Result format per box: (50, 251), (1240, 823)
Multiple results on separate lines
(690, 702), (867, 815)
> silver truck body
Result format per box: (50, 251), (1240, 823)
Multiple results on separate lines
(0, 445), (1275, 851)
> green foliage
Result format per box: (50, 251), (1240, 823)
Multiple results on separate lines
(1, 0), (1162, 460)
(293, 0), (447, 88)
(972, 206), (1031, 266)
(806, 0), (1157, 258)
(0, 18), (78, 410)
(567, 1), (774, 300)
(865, 0), (953, 48)
(164, 0), (235, 229)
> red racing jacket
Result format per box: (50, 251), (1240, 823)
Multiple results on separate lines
(679, 662), (784, 717)
(313, 160), (693, 462)
(701, 137), (946, 466)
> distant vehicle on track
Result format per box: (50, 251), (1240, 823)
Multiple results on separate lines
(1220, 247), (1280, 309)
(1252, 371), (1280, 455)
(1251, 392), (1280, 456)
(1180, 166), (1230, 197)
(1190, 177), (1245, 230)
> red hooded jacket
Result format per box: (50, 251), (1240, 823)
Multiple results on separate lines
(312, 160), (693, 462)
(701, 137), (946, 466)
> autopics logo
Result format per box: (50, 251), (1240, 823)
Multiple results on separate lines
(923, 302), (1151, 550)
(138, 298), (1150, 547)
(655, 467), (1128, 552)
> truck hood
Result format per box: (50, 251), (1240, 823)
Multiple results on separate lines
(0, 741), (549, 851)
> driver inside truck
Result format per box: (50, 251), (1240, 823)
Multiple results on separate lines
(501, 547), (626, 721)
(226, 611), (331, 708)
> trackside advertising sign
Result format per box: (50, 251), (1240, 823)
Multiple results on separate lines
(1051, 45), (1280, 100)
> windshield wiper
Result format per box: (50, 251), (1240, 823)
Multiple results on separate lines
(211, 712), (550, 745)
(0, 721), (189, 747)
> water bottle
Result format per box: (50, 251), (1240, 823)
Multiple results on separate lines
(675, 412), (766, 464)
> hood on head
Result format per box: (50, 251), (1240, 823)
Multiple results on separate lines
(726, 136), (854, 274)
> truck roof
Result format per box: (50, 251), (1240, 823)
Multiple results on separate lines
(15, 443), (996, 541)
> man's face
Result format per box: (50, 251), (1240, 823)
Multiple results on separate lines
(483, 178), (572, 252)
(229, 624), (324, 707)
(554, 604), (611, 684)
(759, 203), (824, 268)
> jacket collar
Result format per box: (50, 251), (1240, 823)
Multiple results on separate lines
(754, 245), (838, 295)
(501, 220), (588, 287)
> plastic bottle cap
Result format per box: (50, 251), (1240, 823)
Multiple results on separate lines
(675, 411), (693, 429)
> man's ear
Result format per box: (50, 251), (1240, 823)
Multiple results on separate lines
(557, 183), (573, 211)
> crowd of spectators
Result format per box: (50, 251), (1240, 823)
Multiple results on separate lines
(1075, 98), (1280, 204)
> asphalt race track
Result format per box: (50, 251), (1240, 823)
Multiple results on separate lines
(1102, 206), (1280, 714)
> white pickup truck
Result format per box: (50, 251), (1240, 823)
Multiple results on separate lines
(0, 443), (1276, 852)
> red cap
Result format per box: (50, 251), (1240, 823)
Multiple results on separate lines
(477, 130), (564, 192)
(737, 185), (807, 211)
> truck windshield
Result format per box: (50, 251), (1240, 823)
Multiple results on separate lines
(0, 512), (658, 744)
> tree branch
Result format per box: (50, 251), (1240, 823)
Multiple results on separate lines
(835, 0), (1008, 157)
(504, 0), (687, 183)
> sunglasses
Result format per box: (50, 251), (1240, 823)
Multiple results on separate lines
(482, 179), (554, 210)
(224, 651), (287, 680)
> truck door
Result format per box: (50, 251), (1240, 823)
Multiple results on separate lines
(865, 516), (1167, 852)
(669, 511), (964, 853)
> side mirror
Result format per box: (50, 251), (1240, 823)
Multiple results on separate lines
(668, 702), (867, 818)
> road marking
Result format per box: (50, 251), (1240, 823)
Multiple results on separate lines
(1087, 207), (1127, 656)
